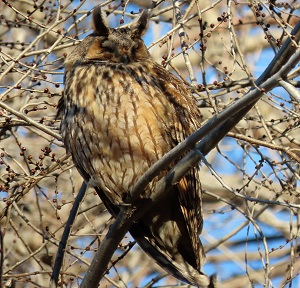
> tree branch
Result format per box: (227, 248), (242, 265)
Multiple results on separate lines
(51, 182), (87, 286)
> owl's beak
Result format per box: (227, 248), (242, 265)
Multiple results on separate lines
(122, 47), (130, 54)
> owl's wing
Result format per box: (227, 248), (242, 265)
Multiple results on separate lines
(153, 63), (205, 268)
(176, 168), (205, 269)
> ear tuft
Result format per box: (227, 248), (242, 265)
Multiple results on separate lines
(131, 10), (150, 37)
(92, 6), (109, 36)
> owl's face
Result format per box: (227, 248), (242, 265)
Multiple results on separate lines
(65, 7), (151, 68)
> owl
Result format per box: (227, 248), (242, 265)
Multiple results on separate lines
(57, 6), (210, 287)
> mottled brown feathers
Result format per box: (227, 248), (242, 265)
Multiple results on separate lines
(58, 6), (209, 287)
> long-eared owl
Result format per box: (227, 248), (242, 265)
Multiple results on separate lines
(57, 6), (210, 287)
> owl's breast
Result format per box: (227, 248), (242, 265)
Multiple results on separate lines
(61, 63), (179, 204)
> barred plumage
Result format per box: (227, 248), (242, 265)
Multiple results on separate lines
(57, 6), (209, 287)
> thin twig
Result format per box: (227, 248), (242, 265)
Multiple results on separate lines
(51, 181), (87, 286)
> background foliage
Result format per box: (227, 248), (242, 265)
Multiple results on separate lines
(0, 0), (299, 287)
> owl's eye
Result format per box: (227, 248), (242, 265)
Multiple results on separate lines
(101, 41), (114, 52)
(103, 46), (114, 53)
(132, 42), (139, 50)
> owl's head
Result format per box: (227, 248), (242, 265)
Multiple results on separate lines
(65, 6), (151, 67)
